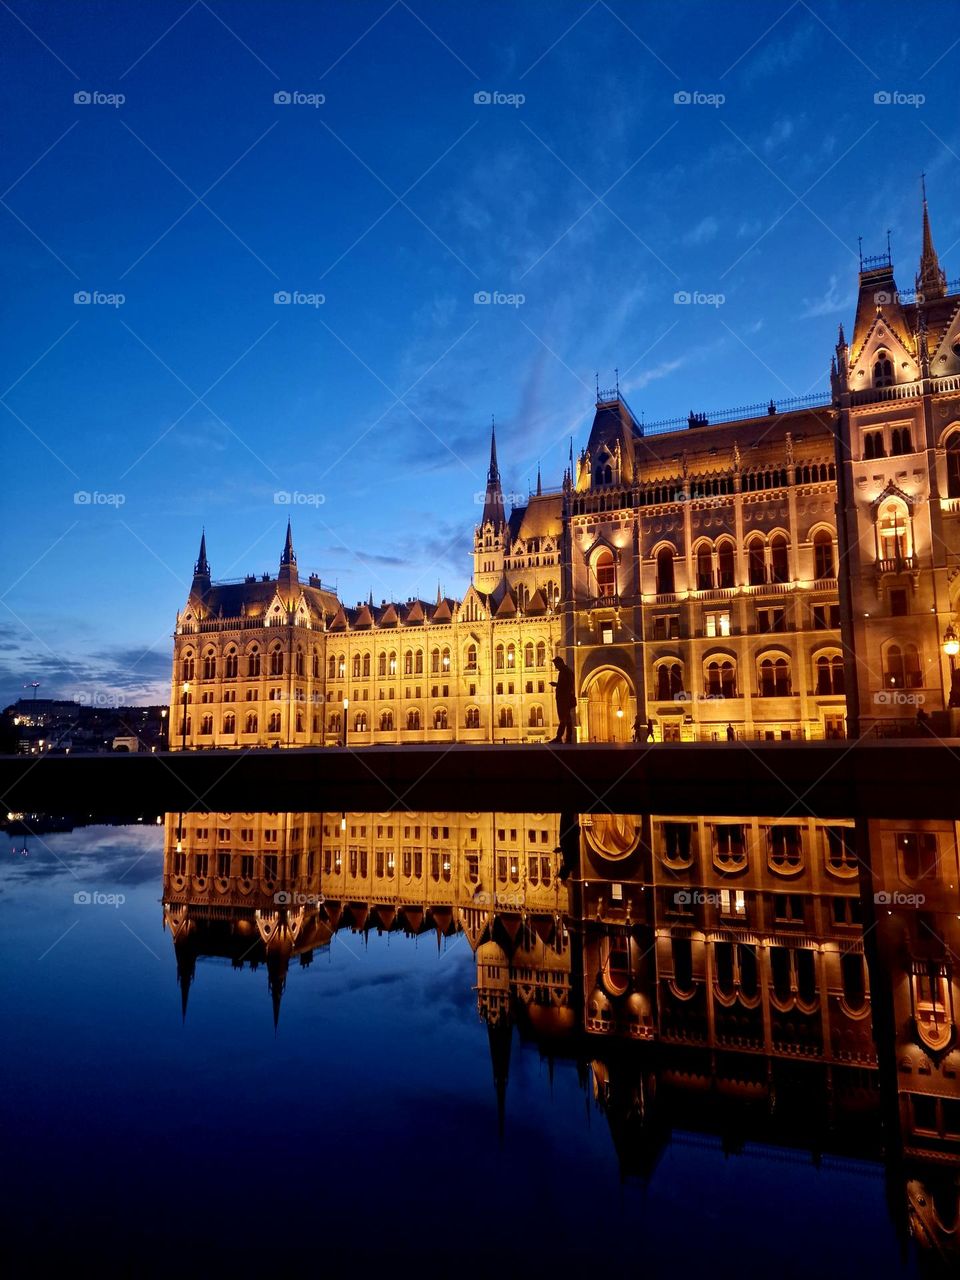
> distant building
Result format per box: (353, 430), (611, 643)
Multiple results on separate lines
(171, 186), (960, 745)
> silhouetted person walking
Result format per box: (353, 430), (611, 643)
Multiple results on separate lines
(632, 714), (643, 743)
(550, 656), (576, 743)
(644, 717), (655, 742)
(726, 722), (735, 742)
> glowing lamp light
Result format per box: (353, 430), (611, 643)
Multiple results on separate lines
(616, 708), (624, 719)
(943, 624), (959, 658)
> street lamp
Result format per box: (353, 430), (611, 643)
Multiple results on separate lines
(342, 697), (349, 748)
(181, 682), (189, 750)
(943, 624), (960, 708)
(160, 707), (168, 751)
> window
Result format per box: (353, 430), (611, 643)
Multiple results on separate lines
(245, 712), (258, 734)
(663, 822), (692, 864)
(465, 706), (480, 728)
(696, 543), (713, 591)
(878, 502), (909, 564)
(269, 648), (283, 676)
(268, 711), (281, 733)
(362, 653), (370, 678)
(498, 706), (514, 729)
(813, 530), (834, 580)
(884, 643), (922, 689)
(863, 430), (885, 460)
(873, 351), (894, 387)
(769, 825), (802, 870)
(717, 541), (735, 588)
(714, 824), (745, 866)
(758, 657), (790, 697)
(465, 643), (477, 671)
(655, 546), (675, 594)
(757, 608), (785, 633)
(224, 651), (238, 679)
(199, 714), (213, 735)
(947, 433), (960, 499)
(770, 535), (789, 583)
(890, 426), (912, 456)
(747, 539), (765, 585)
(181, 654), (195, 681)
(825, 826), (857, 874)
(202, 652), (216, 680)
(431, 647), (440, 673)
(524, 642), (534, 669)
(495, 644), (504, 670)
(815, 654), (844, 695)
(404, 650), (413, 676)
(813, 603), (841, 630)
(656, 662), (683, 701)
(889, 588), (908, 617)
(434, 708), (448, 729)
(595, 549), (616, 596)
(536, 641), (546, 667)
(407, 709), (421, 730)
(898, 831), (938, 882)
(705, 611), (731, 638)
(222, 713), (235, 734)
(380, 710), (394, 731)
(705, 659), (736, 698)
(354, 712), (367, 732)
(528, 704), (543, 727)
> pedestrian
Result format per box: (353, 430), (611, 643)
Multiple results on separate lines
(632, 713), (643, 743)
(644, 717), (655, 742)
(549, 656), (576, 743)
(726, 722), (735, 742)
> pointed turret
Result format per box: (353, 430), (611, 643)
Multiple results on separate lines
(916, 175), (947, 300)
(481, 421), (505, 530)
(536, 462), (542, 496)
(189, 529), (210, 600)
(277, 519), (299, 603)
(487, 1018), (513, 1141)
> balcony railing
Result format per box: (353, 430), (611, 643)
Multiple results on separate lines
(876, 555), (917, 574)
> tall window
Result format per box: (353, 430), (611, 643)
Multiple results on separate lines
(770, 535), (789, 583)
(380, 710), (394, 731)
(873, 351), (894, 387)
(878, 502), (909, 564)
(890, 427), (913, 456)
(378, 651), (387, 677)
(495, 644), (504, 670)
(498, 706), (514, 728)
(431, 647), (440, 673)
(434, 708), (448, 729)
(813, 530), (834, 580)
(656, 663), (683, 700)
(465, 643), (478, 671)
(270, 648), (283, 676)
(706, 660), (736, 698)
(524, 642), (534, 668)
(202, 652), (216, 680)
(465, 706), (480, 728)
(747, 538), (765, 585)
(362, 653), (370, 678)
(404, 650), (413, 676)
(946, 433), (960, 499)
(536, 640), (546, 667)
(717, 541), (735, 588)
(528, 705), (543, 727)
(759, 657), (790, 697)
(863, 430), (884, 459)
(407, 709), (421, 730)
(884, 643), (922, 689)
(595, 549), (616, 596)
(696, 543), (713, 590)
(223, 650), (238, 679)
(352, 654), (361, 679)
(656, 546), (675, 594)
(816, 654), (844, 695)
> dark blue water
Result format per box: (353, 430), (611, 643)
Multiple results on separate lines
(0, 823), (923, 1277)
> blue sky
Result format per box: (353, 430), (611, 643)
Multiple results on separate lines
(1, 0), (957, 708)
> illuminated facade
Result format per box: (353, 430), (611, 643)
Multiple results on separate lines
(171, 188), (959, 744)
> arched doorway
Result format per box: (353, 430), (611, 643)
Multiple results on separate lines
(581, 667), (635, 742)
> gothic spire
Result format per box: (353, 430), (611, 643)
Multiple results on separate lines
(536, 462), (542, 496)
(916, 174), (946, 300)
(278, 519), (299, 602)
(481, 418), (505, 529)
(281, 518), (296, 567)
(189, 528), (210, 600)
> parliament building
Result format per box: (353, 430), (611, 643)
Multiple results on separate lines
(170, 188), (960, 746)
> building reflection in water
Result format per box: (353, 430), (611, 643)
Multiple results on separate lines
(162, 808), (960, 1266)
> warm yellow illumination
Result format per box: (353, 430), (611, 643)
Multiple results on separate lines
(943, 624), (959, 657)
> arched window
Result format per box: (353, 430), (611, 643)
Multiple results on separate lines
(528, 705), (543, 727)
(498, 706), (514, 728)
(378, 651), (387, 677)
(200, 714), (213, 735)
(873, 350), (894, 387)
(245, 712), (257, 734)
(222, 712), (235, 734)
(404, 650), (413, 676)
(362, 653), (370, 678)
(717, 540), (735, 588)
(516, 583), (528, 612)
(329, 711), (341, 733)
(465, 643), (477, 671)
(947, 432), (960, 499)
(441, 647), (451, 673)
(890, 426), (913, 456)
(223, 649), (238, 679)
(388, 651), (397, 676)
(705, 659), (736, 698)
(759, 657), (791, 697)
(352, 654), (361, 679)
(270, 647), (283, 676)
(655, 546), (675, 594)
(415, 649), (424, 674)
(354, 712), (367, 732)
(878, 501), (909, 565)
(434, 708), (448, 729)
(295, 648), (305, 677)
(268, 711), (281, 733)
(524, 642), (534, 669)
(747, 538), (765, 586)
(885, 642), (922, 689)
(312, 649), (321, 679)
(495, 644), (505, 670)
(202, 650), (216, 680)
(328, 654), (336, 680)
(656, 662), (683, 700)
(380, 710), (394, 731)
(816, 654), (845, 695)
(431, 647), (440, 673)
(506, 643), (516, 668)
(536, 640), (546, 667)
(407, 709), (421, 730)
(863, 430), (884, 460)
(770, 535), (789, 583)
(813, 529), (834, 580)
(465, 706), (480, 728)
(696, 543), (713, 591)
(595, 548), (616, 596)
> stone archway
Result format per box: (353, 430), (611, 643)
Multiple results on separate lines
(580, 667), (635, 742)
